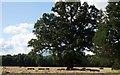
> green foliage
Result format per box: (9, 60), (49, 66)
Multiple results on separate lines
(87, 55), (100, 67)
(2, 54), (59, 67)
(41, 55), (58, 67)
(93, 2), (120, 69)
(112, 59), (120, 70)
(2, 54), (38, 66)
(28, 2), (99, 69)
(2, 55), (14, 66)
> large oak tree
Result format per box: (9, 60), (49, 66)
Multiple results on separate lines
(28, 2), (99, 69)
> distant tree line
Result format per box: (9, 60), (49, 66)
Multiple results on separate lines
(2, 53), (56, 67)
(1, 53), (112, 67)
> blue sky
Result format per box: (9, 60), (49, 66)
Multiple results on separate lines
(0, 2), (2, 38)
(2, 2), (54, 27)
(0, 1), (107, 55)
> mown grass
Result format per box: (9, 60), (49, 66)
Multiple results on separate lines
(88, 67), (120, 74)
(1, 66), (120, 74)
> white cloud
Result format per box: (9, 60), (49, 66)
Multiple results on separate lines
(3, 23), (33, 34)
(87, 2), (107, 10)
(0, 38), (4, 45)
(0, 23), (36, 55)
(3, 26), (28, 34)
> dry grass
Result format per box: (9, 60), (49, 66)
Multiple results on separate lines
(1, 66), (120, 74)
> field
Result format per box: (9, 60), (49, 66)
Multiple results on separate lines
(1, 66), (120, 74)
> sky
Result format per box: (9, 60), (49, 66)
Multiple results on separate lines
(0, 0), (108, 55)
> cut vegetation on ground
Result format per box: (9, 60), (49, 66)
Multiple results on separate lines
(1, 67), (120, 74)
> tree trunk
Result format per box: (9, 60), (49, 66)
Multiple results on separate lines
(66, 66), (73, 70)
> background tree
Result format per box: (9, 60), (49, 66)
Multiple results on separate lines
(28, 2), (99, 70)
(2, 55), (14, 66)
(2, 54), (58, 67)
(0, 56), (2, 66)
(93, 1), (120, 70)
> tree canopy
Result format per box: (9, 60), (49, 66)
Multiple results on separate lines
(93, 1), (120, 69)
(28, 2), (99, 69)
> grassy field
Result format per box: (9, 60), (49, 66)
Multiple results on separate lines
(85, 67), (120, 74)
(1, 66), (120, 74)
